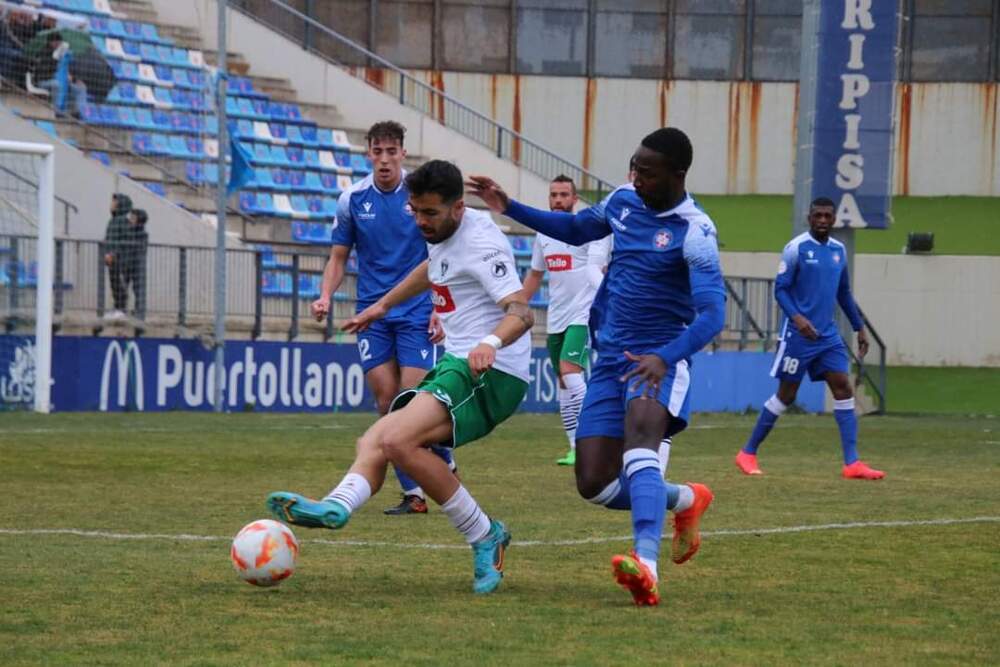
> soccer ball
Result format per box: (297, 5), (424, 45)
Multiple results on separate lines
(230, 519), (299, 587)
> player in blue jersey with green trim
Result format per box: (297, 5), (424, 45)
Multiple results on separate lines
(735, 198), (884, 480)
(312, 121), (455, 514)
(469, 127), (723, 607)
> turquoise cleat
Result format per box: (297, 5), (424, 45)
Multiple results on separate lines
(471, 519), (511, 594)
(266, 491), (350, 530)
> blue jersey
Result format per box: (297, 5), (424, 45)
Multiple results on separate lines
(508, 186), (725, 355)
(331, 173), (431, 319)
(775, 232), (864, 337)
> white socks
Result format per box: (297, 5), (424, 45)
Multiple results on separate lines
(323, 473), (372, 514)
(559, 373), (587, 449)
(639, 556), (659, 582)
(441, 485), (492, 544)
(658, 438), (672, 477)
(673, 484), (695, 513)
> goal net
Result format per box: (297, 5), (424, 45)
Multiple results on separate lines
(0, 141), (54, 413)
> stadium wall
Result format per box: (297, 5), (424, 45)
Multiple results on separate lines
(150, 0), (553, 207)
(0, 106), (227, 246)
(0, 335), (824, 414)
(722, 252), (1000, 368)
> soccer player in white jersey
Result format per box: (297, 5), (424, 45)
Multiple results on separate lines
(267, 160), (534, 595)
(521, 175), (603, 466)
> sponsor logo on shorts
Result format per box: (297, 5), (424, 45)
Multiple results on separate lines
(430, 284), (456, 313)
(545, 254), (573, 271)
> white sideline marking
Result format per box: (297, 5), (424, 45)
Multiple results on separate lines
(1, 516), (997, 551)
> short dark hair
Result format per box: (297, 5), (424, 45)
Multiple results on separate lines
(366, 120), (405, 147)
(810, 197), (836, 210)
(131, 209), (148, 224)
(550, 174), (576, 195)
(640, 127), (693, 172)
(405, 160), (463, 203)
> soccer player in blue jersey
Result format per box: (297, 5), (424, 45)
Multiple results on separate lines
(469, 127), (723, 606)
(735, 198), (885, 480)
(312, 121), (455, 514)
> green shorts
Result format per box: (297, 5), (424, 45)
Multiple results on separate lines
(390, 353), (527, 448)
(547, 324), (590, 372)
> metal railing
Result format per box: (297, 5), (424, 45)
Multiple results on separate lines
(850, 307), (888, 414)
(230, 0), (617, 201)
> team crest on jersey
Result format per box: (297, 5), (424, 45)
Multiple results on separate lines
(492, 261), (508, 279)
(833, 252), (841, 263)
(653, 229), (672, 251)
(430, 284), (456, 313)
(403, 202), (413, 216)
(545, 254), (572, 271)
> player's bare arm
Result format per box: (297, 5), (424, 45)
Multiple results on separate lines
(520, 269), (544, 301)
(312, 245), (350, 322)
(342, 260), (431, 334)
(467, 295), (534, 376)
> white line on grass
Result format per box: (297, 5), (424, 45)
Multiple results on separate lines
(1, 516), (997, 550)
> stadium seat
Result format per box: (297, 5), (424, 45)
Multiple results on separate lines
(252, 143), (275, 166)
(172, 68), (193, 90)
(272, 194), (295, 218)
(310, 223), (332, 244)
(154, 65), (175, 86)
(240, 192), (275, 216)
(123, 20), (142, 40)
(303, 149), (320, 169)
(122, 40), (143, 61)
(80, 103), (103, 124)
(185, 137), (205, 159)
(169, 89), (193, 110)
(333, 150), (351, 172)
(285, 147), (304, 166)
(108, 83), (137, 104)
(269, 169), (288, 191)
(318, 151), (337, 171)
(510, 236), (533, 257)
(298, 125), (318, 146)
(273, 146), (294, 167)
(107, 18), (127, 38)
(151, 109), (172, 131)
(133, 108), (155, 130)
(141, 23), (168, 45)
(187, 50), (205, 68)
(268, 123), (288, 143)
(150, 133), (172, 156)
(104, 38), (128, 60)
(291, 221), (310, 243)
(337, 175), (354, 192)
(287, 170), (305, 191)
(88, 151), (112, 167)
(142, 181), (167, 196)
(253, 121), (275, 143)
(131, 132), (153, 154)
(303, 171), (324, 193)
(186, 161), (205, 184)
(171, 111), (195, 133)
(290, 195), (311, 219)
(90, 35), (107, 52)
(323, 197), (338, 218)
(350, 154), (372, 175)
(316, 128), (336, 149)
(320, 173), (340, 194)
(89, 17), (109, 34)
(332, 130), (352, 149)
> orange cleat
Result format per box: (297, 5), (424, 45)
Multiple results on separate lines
(735, 450), (763, 475)
(671, 483), (714, 564)
(611, 551), (659, 607)
(842, 460), (885, 480)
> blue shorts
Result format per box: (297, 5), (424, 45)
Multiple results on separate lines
(576, 352), (692, 441)
(770, 331), (849, 383)
(357, 315), (435, 373)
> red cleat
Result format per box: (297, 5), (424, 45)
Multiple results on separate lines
(735, 450), (763, 475)
(842, 460), (885, 480)
(611, 551), (659, 607)
(671, 483), (714, 564)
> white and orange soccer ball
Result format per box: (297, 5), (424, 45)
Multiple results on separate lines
(230, 519), (299, 587)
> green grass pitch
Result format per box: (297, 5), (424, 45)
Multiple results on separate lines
(2, 412), (998, 665)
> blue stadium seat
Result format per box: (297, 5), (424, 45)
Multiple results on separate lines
(116, 106), (138, 129)
(204, 163), (220, 183)
(350, 154), (373, 174)
(131, 132), (153, 154)
(285, 147), (304, 166)
(320, 173), (341, 194)
(170, 48), (190, 67)
(303, 171), (324, 194)
(133, 107), (155, 130)
(186, 161), (205, 184)
(154, 65), (174, 86)
(291, 221), (310, 243)
(170, 89), (194, 110)
(310, 222), (332, 244)
(299, 125), (319, 146)
(268, 123), (287, 143)
(252, 143), (274, 166)
(153, 88), (174, 108)
(322, 197), (338, 218)
(510, 236), (533, 257)
(240, 192), (275, 216)
(90, 35), (107, 52)
(152, 109), (172, 131)
(316, 128), (336, 149)
(88, 151), (112, 167)
(303, 149), (320, 169)
(269, 169), (288, 191)
(333, 151), (351, 171)
(121, 40), (143, 60)
(80, 103), (102, 124)
(172, 68), (192, 89)
(141, 181), (167, 196)
(171, 111), (195, 133)
(186, 137), (204, 159)
(166, 136), (190, 159)
(271, 146), (292, 167)
(290, 195), (311, 218)
(288, 170), (305, 191)
(89, 16), (109, 34)
(108, 83), (137, 104)
(123, 21), (142, 40)
(99, 105), (121, 126)
(187, 70), (207, 88)
(141, 23), (168, 45)
(107, 18), (127, 38)
(284, 124), (303, 146)
(150, 133), (171, 156)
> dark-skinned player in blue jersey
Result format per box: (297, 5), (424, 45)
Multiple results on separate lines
(468, 127), (725, 607)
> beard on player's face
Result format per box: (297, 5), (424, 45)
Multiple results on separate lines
(412, 197), (463, 243)
(809, 207), (835, 239)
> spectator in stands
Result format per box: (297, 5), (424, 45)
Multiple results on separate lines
(121, 208), (148, 320)
(0, 12), (27, 86)
(103, 193), (132, 320)
(33, 32), (88, 118)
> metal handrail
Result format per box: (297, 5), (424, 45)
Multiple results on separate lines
(850, 306), (887, 414)
(231, 0), (617, 201)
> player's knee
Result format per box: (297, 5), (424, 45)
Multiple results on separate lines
(575, 470), (613, 501)
(377, 428), (412, 463)
(374, 395), (394, 415)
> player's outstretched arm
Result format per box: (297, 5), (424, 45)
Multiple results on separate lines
(467, 295), (534, 376)
(520, 269), (544, 302)
(342, 260), (431, 334)
(466, 175), (611, 246)
(312, 244), (350, 322)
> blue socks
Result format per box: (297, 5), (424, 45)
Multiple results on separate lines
(833, 398), (859, 464)
(394, 446), (455, 496)
(623, 449), (666, 565)
(742, 395), (788, 454)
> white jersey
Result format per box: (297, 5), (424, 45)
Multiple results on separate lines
(426, 208), (531, 382)
(530, 233), (603, 333)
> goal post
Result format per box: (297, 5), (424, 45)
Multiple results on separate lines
(0, 140), (54, 413)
